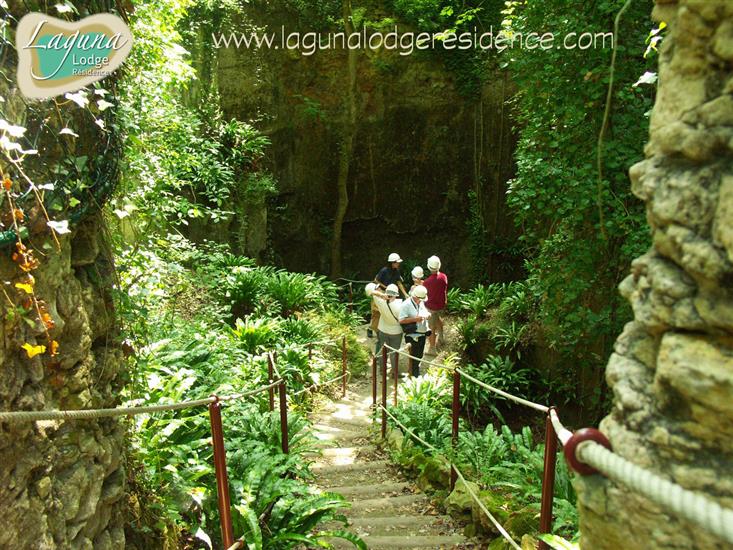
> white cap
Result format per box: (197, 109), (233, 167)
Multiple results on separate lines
(427, 255), (441, 271)
(411, 285), (428, 299)
(387, 253), (403, 263)
(411, 266), (424, 279)
(385, 284), (399, 297)
(365, 282), (377, 296)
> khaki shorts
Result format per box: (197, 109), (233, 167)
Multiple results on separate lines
(427, 308), (442, 331)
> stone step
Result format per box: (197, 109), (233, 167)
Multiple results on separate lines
(311, 460), (391, 473)
(312, 415), (375, 430)
(330, 534), (468, 549)
(305, 446), (377, 466)
(345, 494), (427, 516)
(323, 515), (458, 538)
(325, 481), (411, 500)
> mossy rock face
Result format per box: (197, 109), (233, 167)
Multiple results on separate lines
(472, 490), (511, 534)
(488, 537), (514, 550)
(417, 455), (450, 491)
(445, 479), (480, 520)
(386, 427), (404, 452)
(505, 506), (539, 539)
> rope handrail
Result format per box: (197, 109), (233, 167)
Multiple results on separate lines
(382, 344), (453, 371)
(549, 409), (572, 445)
(455, 367), (549, 413)
(383, 344), (549, 413)
(0, 378), (284, 423)
(378, 403), (520, 550)
(551, 413), (733, 545)
(293, 372), (350, 397)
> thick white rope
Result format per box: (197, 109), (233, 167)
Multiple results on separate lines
(292, 373), (349, 397)
(378, 404), (520, 549)
(0, 379), (283, 423)
(577, 441), (733, 545)
(455, 368), (549, 413)
(382, 344), (453, 371)
(548, 412), (733, 544)
(549, 409), (572, 445)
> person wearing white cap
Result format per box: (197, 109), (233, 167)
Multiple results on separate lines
(423, 255), (448, 354)
(368, 253), (407, 338)
(364, 283), (403, 371)
(399, 284), (431, 376)
(409, 265), (424, 294)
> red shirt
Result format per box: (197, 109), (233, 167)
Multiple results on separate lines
(424, 272), (448, 311)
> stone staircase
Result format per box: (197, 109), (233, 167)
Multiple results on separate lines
(309, 381), (472, 549)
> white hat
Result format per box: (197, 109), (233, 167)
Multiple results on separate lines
(387, 253), (403, 263)
(411, 266), (424, 279)
(385, 284), (399, 297)
(411, 285), (428, 299)
(427, 255), (441, 271)
(365, 282), (377, 296)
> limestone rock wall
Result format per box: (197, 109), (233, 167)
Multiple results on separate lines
(575, 1), (733, 548)
(0, 219), (127, 549)
(213, 3), (519, 286)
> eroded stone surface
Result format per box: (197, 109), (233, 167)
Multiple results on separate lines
(575, 1), (733, 548)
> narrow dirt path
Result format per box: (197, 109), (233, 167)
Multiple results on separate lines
(308, 329), (472, 549)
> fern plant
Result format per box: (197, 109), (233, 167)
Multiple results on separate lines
(229, 450), (366, 549)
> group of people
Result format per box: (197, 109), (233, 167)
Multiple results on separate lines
(365, 253), (448, 376)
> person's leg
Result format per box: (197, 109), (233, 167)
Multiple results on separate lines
(369, 300), (380, 336)
(411, 336), (426, 376)
(375, 330), (386, 357)
(427, 310), (438, 352)
(387, 333), (402, 372)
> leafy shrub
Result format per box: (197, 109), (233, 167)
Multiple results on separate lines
(231, 316), (280, 354)
(277, 316), (322, 345)
(389, 402), (453, 452)
(459, 356), (531, 421)
(230, 450), (365, 550)
(397, 369), (452, 408)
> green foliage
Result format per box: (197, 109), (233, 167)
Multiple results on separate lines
(389, 402), (453, 452)
(397, 369), (452, 408)
(503, 0), (655, 399)
(231, 316), (280, 354)
(117, 0), (276, 244)
(459, 356), (531, 420)
(230, 449), (364, 549)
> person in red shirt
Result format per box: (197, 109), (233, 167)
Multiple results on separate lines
(423, 255), (448, 354)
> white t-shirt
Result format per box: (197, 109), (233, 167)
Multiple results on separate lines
(375, 296), (403, 335)
(399, 298), (430, 336)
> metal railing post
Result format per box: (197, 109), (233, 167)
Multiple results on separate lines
(538, 407), (559, 550)
(279, 379), (289, 454)
(371, 355), (377, 407)
(393, 347), (399, 406)
(450, 369), (460, 490)
(267, 354), (275, 412)
(208, 398), (234, 549)
(342, 335), (348, 398)
(381, 346), (387, 439)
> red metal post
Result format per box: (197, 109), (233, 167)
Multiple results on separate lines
(209, 399), (234, 549)
(267, 354), (275, 412)
(342, 335), (348, 398)
(279, 379), (289, 454)
(393, 351), (399, 406)
(538, 407), (559, 550)
(381, 345), (387, 439)
(308, 342), (313, 361)
(372, 355), (377, 407)
(450, 369), (460, 490)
